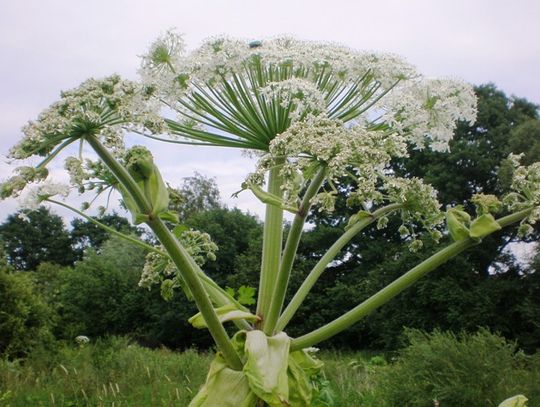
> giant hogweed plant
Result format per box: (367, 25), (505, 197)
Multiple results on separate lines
(2, 31), (539, 406)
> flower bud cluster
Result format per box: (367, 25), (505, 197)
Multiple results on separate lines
(0, 166), (48, 199)
(502, 154), (540, 237)
(139, 229), (218, 300)
(382, 177), (444, 250)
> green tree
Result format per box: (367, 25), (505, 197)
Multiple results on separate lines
(0, 266), (55, 359)
(70, 212), (141, 258)
(0, 206), (76, 270)
(294, 84), (540, 350)
(55, 236), (147, 339)
(170, 172), (221, 220)
(186, 207), (262, 286)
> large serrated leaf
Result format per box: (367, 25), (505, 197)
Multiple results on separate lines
(287, 350), (324, 406)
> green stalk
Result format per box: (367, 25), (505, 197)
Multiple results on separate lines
(290, 207), (533, 351)
(46, 198), (161, 254)
(263, 167), (326, 333)
(148, 219), (243, 369)
(256, 164), (284, 331)
(276, 203), (402, 332)
(47, 197), (252, 330)
(86, 135), (243, 370)
(35, 138), (77, 170)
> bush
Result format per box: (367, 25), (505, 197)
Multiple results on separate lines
(0, 268), (55, 359)
(368, 328), (539, 407)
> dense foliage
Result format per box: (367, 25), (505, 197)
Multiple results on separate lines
(1, 83), (540, 354)
(0, 207), (76, 270)
(0, 266), (55, 359)
(367, 329), (539, 406)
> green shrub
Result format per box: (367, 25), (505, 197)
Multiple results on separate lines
(0, 268), (56, 359)
(368, 328), (538, 407)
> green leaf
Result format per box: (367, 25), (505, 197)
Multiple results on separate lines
(237, 285), (257, 306)
(243, 331), (290, 406)
(188, 304), (259, 329)
(498, 395), (528, 407)
(172, 224), (189, 237)
(158, 211), (179, 223)
(287, 354), (312, 406)
(290, 349), (324, 377)
(189, 353), (258, 407)
(469, 213), (502, 240)
(446, 208), (471, 242)
(287, 350), (324, 406)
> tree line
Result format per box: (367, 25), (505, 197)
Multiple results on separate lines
(1, 84), (539, 359)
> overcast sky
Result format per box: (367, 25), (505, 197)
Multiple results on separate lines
(1, 0), (539, 222)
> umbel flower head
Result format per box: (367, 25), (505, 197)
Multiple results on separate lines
(9, 75), (163, 161)
(140, 31), (477, 152)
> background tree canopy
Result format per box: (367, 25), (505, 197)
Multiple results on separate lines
(0, 83), (538, 355)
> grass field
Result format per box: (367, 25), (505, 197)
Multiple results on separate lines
(1, 334), (538, 406)
(0, 337), (375, 406)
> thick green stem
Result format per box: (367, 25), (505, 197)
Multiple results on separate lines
(148, 219), (243, 368)
(257, 165), (284, 331)
(86, 135), (243, 370)
(264, 167), (326, 333)
(85, 136), (152, 213)
(277, 203), (402, 332)
(290, 207), (534, 351)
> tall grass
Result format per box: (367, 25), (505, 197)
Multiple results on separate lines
(1, 333), (539, 406)
(0, 337), (213, 406)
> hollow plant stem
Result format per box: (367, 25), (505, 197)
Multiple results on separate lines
(290, 207), (533, 351)
(257, 165), (284, 331)
(86, 135), (243, 370)
(263, 167), (326, 333)
(277, 203), (402, 332)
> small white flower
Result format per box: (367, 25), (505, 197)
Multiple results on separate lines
(19, 181), (70, 211)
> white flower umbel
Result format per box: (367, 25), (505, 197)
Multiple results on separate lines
(503, 154), (540, 234)
(10, 75), (163, 160)
(248, 116), (408, 210)
(140, 32), (476, 153)
(380, 78), (477, 151)
(19, 181), (70, 211)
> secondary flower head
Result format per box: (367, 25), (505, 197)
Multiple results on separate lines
(503, 154), (540, 235)
(19, 181), (70, 211)
(9, 75), (163, 161)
